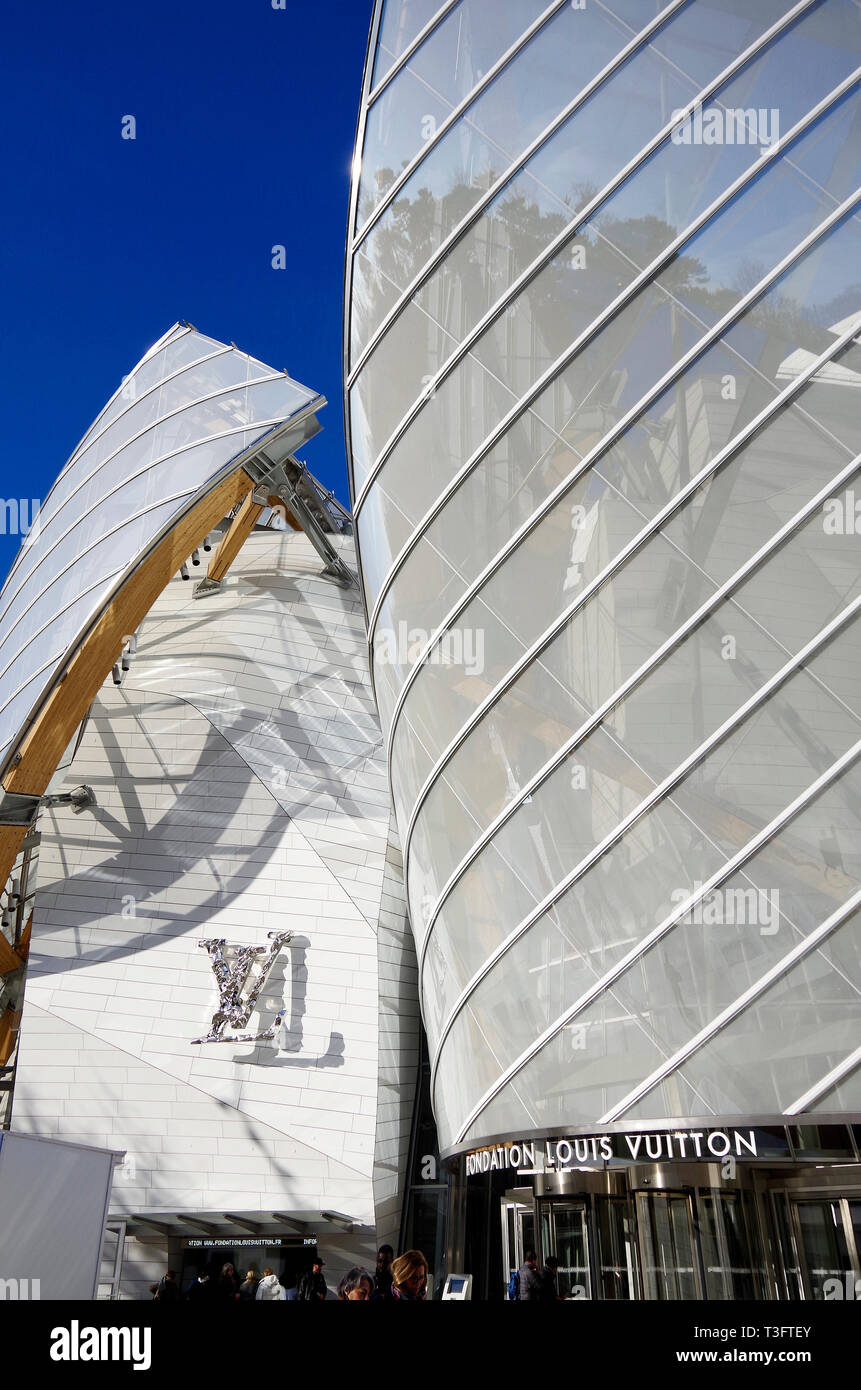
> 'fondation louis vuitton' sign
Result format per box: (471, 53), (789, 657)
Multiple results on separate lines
(193, 933), (292, 1045)
(465, 1129), (773, 1176)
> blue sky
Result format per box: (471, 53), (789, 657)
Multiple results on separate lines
(0, 0), (374, 582)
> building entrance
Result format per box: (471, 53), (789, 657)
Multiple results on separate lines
(477, 1124), (861, 1300)
(505, 1182), (762, 1300)
(775, 1196), (861, 1299)
(178, 1235), (317, 1296)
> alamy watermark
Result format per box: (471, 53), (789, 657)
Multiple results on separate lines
(50, 1322), (151, 1371)
(374, 621), (485, 676)
(669, 882), (780, 935)
(671, 103), (780, 150)
(0, 498), (41, 546)
(823, 489), (861, 534)
(0, 1277), (40, 1299)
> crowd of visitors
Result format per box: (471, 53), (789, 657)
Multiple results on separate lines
(150, 1244), (430, 1302)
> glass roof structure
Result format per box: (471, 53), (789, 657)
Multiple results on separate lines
(345, 0), (861, 1154)
(0, 323), (325, 781)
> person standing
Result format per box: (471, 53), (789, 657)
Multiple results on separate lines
(373, 1245), (394, 1300)
(238, 1269), (259, 1302)
(538, 1255), (561, 1302)
(299, 1257), (327, 1301)
(518, 1250), (541, 1301)
(154, 1269), (179, 1303)
(255, 1267), (287, 1301)
(337, 1267), (374, 1300)
(216, 1262), (240, 1301)
(185, 1271), (215, 1302)
(389, 1250), (428, 1301)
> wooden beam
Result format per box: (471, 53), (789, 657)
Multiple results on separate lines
(0, 931), (20, 975)
(0, 1005), (22, 1066)
(0, 469), (252, 889)
(15, 911), (31, 964)
(205, 490), (302, 586)
(206, 491), (265, 583)
(0, 827), (27, 962)
(0, 909), (30, 977)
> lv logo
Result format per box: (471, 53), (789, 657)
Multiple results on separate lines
(193, 932), (292, 1045)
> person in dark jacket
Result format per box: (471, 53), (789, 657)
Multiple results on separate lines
(238, 1269), (259, 1302)
(518, 1250), (542, 1301)
(154, 1270), (179, 1303)
(185, 1272), (216, 1301)
(299, 1258), (327, 1301)
(538, 1256), (560, 1302)
(373, 1245), (394, 1300)
(216, 1262), (240, 1301)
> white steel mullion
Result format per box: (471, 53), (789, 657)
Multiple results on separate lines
(786, 1041), (861, 1115)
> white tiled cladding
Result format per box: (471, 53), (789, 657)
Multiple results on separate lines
(11, 529), (419, 1296)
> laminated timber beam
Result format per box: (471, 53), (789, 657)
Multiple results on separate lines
(204, 490), (301, 588)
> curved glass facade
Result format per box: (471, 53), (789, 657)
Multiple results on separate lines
(0, 323), (323, 778)
(346, 0), (861, 1155)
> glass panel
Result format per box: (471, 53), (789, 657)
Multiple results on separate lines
(353, 1), (860, 491)
(27, 349), (263, 553)
(666, 910), (861, 1115)
(374, 116), (861, 739)
(637, 1193), (700, 1300)
(811, 1070), (861, 1112)
(549, 1202), (590, 1299)
(354, 0), (652, 369)
(793, 1199), (852, 1300)
(772, 1193), (804, 1300)
(698, 1191), (757, 1299)
(358, 0), (551, 232)
(596, 1196), (638, 1300)
(78, 329), (228, 454)
(352, 0), (804, 365)
(0, 409), (293, 770)
(407, 474), (861, 916)
(372, 0), (451, 89)
(789, 1125), (855, 1159)
(0, 499), (186, 745)
(0, 385), (307, 658)
(0, 355), (312, 628)
(430, 744), (861, 1140)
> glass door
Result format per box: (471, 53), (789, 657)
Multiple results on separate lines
(540, 1201), (591, 1299)
(698, 1191), (758, 1299)
(636, 1192), (702, 1299)
(790, 1198), (861, 1300)
(595, 1195), (639, 1299)
(501, 1200), (535, 1295)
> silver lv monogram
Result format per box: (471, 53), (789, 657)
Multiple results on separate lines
(193, 932), (292, 1045)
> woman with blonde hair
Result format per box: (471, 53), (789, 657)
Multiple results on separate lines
(389, 1249), (428, 1301)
